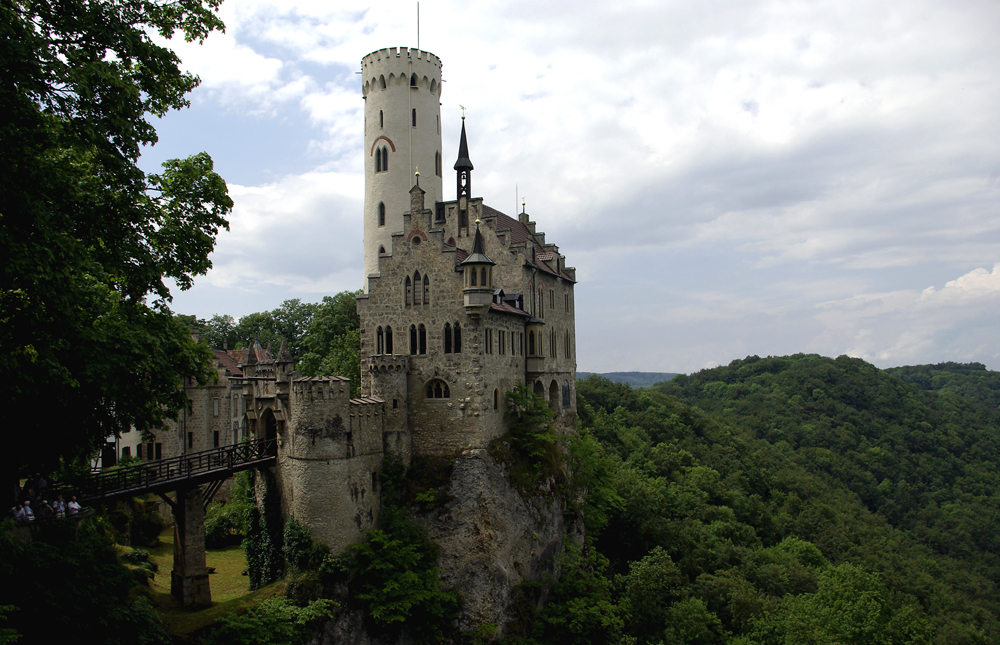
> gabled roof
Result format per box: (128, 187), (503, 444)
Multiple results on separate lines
(214, 350), (244, 377)
(483, 205), (576, 282)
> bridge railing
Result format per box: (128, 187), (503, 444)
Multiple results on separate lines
(64, 438), (277, 502)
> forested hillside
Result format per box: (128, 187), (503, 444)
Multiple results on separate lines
(555, 355), (1000, 645)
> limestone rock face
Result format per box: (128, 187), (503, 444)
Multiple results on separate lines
(417, 448), (570, 632)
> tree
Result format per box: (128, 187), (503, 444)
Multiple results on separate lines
(0, 0), (232, 485)
(298, 291), (362, 393)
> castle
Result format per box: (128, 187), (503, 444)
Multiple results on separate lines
(120, 46), (578, 555)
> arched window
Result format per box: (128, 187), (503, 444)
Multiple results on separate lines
(378, 245), (386, 255)
(470, 267), (477, 286)
(430, 78), (437, 94)
(444, 323), (452, 354)
(381, 147), (388, 171)
(425, 379), (449, 399)
(410, 73), (418, 87)
(379, 74), (386, 89)
(405, 276), (412, 306)
(418, 324), (426, 355)
(385, 326), (393, 354)
(454, 323), (462, 353)
(422, 274), (430, 304)
(378, 202), (385, 226)
(412, 108), (417, 127)
(376, 326), (384, 354)
(379, 109), (383, 128)
(528, 331), (535, 355)
(375, 150), (382, 173)
(413, 271), (422, 305)
(480, 267), (487, 287)
(409, 324), (417, 355)
(562, 380), (571, 408)
(538, 287), (544, 318)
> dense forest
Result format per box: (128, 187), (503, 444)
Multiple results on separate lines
(576, 372), (680, 388)
(538, 356), (1000, 645)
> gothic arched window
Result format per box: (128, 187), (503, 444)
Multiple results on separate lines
(409, 324), (417, 355)
(444, 323), (452, 354)
(528, 331), (535, 356)
(379, 74), (386, 89)
(418, 324), (427, 355)
(422, 274), (430, 304)
(381, 146), (388, 171)
(470, 267), (477, 287)
(454, 323), (462, 353)
(405, 276), (412, 306)
(425, 379), (449, 399)
(562, 380), (571, 408)
(378, 202), (385, 226)
(376, 326), (384, 354)
(375, 150), (382, 173)
(385, 326), (393, 354)
(410, 73), (418, 87)
(413, 271), (422, 306)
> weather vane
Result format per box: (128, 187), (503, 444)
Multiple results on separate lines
(460, 105), (466, 120)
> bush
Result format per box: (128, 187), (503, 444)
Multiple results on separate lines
(339, 508), (459, 643)
(199, 597), (336, 645)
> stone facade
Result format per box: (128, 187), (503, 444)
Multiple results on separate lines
(114, 48), (579, 570)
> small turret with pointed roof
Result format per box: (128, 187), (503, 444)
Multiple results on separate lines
(461, 219), (495, 312)
(461, 223), (495, 267)
(277, 337), (293, 364)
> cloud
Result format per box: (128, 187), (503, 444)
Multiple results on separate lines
(812, 264), (1000, 366)
(156, 0), (1000, 373)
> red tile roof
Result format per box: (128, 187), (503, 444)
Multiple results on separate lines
(214, 350), (243, 377)
(490, 301), (532, 317)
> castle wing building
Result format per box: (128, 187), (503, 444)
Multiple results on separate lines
(357, 47), (578, 457)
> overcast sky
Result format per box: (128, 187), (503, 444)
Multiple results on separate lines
(142, 0), (1000, 374)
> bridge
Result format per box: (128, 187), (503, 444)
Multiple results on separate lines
(58, 438), (277, 607)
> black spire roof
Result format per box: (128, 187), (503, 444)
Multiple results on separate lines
(454, 120), (474, 172)
(460, 224), (495, 266)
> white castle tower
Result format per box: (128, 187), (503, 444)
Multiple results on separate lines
(361, 47), (444, 285)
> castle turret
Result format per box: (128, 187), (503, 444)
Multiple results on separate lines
(461, 223), (495, 311)
(361, 47), (444, 286)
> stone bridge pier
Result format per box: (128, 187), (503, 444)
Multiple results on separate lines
(169, 485), (211, 606)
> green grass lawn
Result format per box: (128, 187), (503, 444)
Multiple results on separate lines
(134, 528), (284, 638)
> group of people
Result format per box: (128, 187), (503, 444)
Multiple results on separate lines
(9, 476), (86, 523)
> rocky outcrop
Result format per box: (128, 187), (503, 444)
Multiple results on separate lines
(415, 447), (572, 633)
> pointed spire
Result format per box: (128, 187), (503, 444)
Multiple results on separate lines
(460, 223), (495, 267)
(246, 340), (259, 365)
(277, 337), (292, 363)
(454, 120), (473, 172)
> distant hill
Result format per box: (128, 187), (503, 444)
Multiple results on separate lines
(577, 371), (679, 387)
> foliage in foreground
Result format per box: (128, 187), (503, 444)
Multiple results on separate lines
(199, 597), (336, 645)
(0, 518), (169, 645)
(1, 0), (232, 484)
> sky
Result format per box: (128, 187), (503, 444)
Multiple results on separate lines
(141, 0), (1000, 374)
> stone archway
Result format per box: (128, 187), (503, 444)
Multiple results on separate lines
(261, 408), (278, 456)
